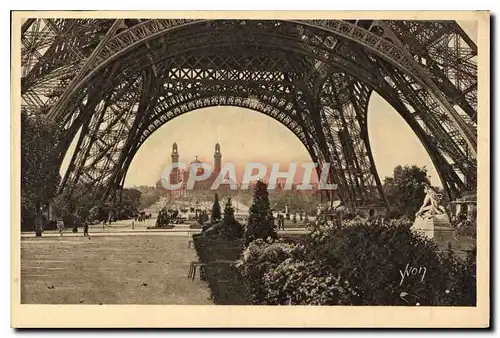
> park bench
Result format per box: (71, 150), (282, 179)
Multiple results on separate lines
(187, 261), (206, 281)
(187, 260), (237, 281)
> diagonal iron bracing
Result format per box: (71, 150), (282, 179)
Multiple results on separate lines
(20, 18), (478, 210)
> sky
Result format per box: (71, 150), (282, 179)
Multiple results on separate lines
(60, 21), (478, 189)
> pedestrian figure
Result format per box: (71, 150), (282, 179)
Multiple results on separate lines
(132, 220), (135, 230)
(83, 220), (89, 237)
(278, 214), (285, 230)
(57, 219), (64, 236)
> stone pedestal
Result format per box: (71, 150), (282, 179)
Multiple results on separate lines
(412, 213), (457, 250)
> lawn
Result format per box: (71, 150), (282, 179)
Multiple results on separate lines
(20, 235), (213, 305)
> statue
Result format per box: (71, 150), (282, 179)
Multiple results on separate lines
(415, 184), (446, 219)
(412, 184), (455, 247)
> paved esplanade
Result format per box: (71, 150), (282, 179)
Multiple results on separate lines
(21, 233), (214, 304)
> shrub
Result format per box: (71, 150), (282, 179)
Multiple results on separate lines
(237, 217), (476, 306)
(304, 218), (475, 305)
(211, 193), (222, 223)
(383, 165), (431, 219)
(194, 235), (244, 262)
(237, 238), (302, 304)
(193, 232), (248, 305)
(198, 210), (209, 225)
(200, 198), (243, 240)
(244, 181), (277, 245)
(263, 259), (355, 305)
(220, 197), (243, 240)
(455, 219), (477, 239)
(430, 246), (476, 306)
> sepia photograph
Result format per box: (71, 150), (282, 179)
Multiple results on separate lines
(11, 10), (490, 327)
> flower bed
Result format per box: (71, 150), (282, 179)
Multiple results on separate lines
(237, 218), (476, 306)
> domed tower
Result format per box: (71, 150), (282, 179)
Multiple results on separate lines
(189, 156), (206, 190)
(214, 143), (222, 175)
(190, 156), (204, 175)
(172, 142), (179, 161)
(170, 142), (180, 185)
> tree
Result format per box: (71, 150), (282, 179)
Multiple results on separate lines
(51, 184), (107, 225)
(223, 197), (235, 225)
(51, 184), (141, 226)
(383, 165), (431, 220)
(221, 197), (243, 239)
(211, 193), (222, 223)
(51, 193), (81, 229)
(21, 112), (61, 230)
(270, 190), (320, 216)
(114, 188), (142, 219)
(138, 189), (161, 210)
(244, 180), (277, 245)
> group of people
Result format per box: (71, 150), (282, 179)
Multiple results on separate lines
(275, 213), (286, 230)
(134, 213), (152, 222)
(274, 211), (311, 231)
(55, 219), (90, 237)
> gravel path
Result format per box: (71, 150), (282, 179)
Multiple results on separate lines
(20, 235), (213, 305)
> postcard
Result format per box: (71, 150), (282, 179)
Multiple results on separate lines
(11, 10), (490, 328)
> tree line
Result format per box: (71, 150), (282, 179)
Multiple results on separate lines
(20, 112), (160, 230)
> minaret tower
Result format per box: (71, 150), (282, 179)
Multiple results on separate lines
(170, 142), (179, 185)
(214, 143), (222, 175)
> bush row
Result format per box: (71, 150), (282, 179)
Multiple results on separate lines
(192, 233), (249, 304)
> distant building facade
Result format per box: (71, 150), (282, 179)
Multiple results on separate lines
(155, 142), (232, 198)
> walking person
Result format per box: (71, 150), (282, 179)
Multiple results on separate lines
(83, 220), (89, 237)
(57, 219), (65, 236)
(276, 214), (282, 231)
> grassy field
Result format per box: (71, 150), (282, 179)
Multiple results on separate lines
(21, 235), (213, 305)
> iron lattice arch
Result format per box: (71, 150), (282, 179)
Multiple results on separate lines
(21, 18), (478, 211)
